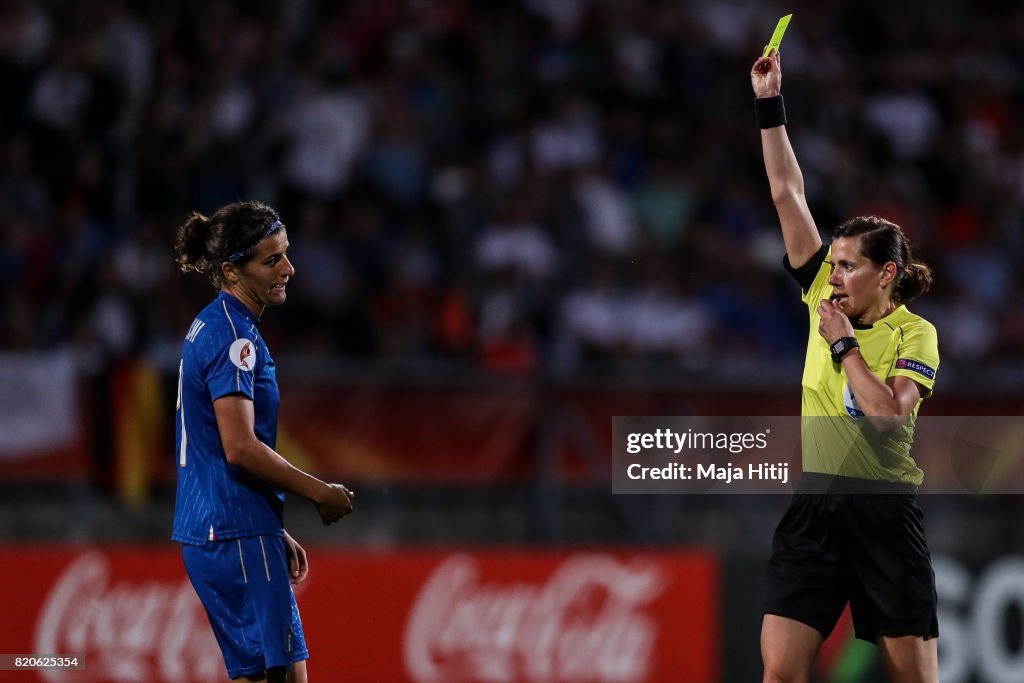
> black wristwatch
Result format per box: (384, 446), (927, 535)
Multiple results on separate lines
(830, 336), (860, 363)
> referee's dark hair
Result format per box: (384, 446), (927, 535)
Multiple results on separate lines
(174, 201), (281, 288)
(834, 215), (933, 304)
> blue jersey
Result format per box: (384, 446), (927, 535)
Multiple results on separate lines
(172, 291), (285, 545)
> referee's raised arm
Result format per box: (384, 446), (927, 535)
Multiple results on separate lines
(751, 48), (822, 269)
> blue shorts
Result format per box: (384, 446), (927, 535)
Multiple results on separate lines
(182, 535), (309, 678)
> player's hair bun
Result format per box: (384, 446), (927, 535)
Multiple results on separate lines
(174, 212), (216, 277)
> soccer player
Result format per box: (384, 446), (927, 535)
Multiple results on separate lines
(172, 200), (354, 683)
(751, 50), (940, 683)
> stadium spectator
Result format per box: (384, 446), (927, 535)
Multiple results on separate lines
(0, 0), (1020, 385)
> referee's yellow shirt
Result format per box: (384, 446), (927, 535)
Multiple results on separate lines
(796, 248), (939, 486)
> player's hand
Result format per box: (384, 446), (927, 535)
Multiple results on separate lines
(315, 483), (354, 526)
(283, 530), (308, 584)
(817, 299), (855, 345)
(751, 48), (781, 98)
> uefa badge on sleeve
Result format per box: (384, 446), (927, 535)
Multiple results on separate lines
(229, 338), (256, 371)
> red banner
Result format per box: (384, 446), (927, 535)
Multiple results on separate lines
(0, 546), (719, 683)
(277, 385), (538, 483)
(273, 383), (807, 485)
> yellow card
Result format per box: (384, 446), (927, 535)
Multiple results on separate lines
(762, 14), (793, 58)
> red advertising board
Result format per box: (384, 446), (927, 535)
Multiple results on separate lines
(0, 547), (718, 683)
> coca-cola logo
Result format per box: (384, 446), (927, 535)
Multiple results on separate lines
(34, 552), (223, 682)
(403, 554), (667, 683)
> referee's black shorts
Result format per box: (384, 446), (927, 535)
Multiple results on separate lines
(763, 474), (939, 643)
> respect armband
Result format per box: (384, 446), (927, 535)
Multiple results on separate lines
(755, 95), (786, 129)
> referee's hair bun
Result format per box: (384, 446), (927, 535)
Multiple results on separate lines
(895, 260), (933, 304)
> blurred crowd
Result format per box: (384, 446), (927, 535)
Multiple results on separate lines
(2, 0), (1023, 383)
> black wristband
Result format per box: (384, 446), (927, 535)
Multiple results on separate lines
(754, 95), (786, 129)
(830, 336), (860, 363)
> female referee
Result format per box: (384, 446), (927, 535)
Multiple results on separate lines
(751, 50), (940, 683)
(172, 200), (354, 683)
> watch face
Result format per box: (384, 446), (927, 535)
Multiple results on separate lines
(831, 338), (853, 362)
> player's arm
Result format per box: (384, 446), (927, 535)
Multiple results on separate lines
(751, 49), (822, 268)
(283, 530), (308, 584)
(214, 395), (353, 524)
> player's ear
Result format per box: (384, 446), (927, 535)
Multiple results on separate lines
(221, 261), (240, 284)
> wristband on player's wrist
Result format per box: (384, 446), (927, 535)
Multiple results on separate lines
(755, 94), (786, 129)
(830, 336), (860, 363)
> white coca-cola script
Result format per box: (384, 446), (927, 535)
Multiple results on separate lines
(403, 554), (668, 683)
(34, 551), (223, 682)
